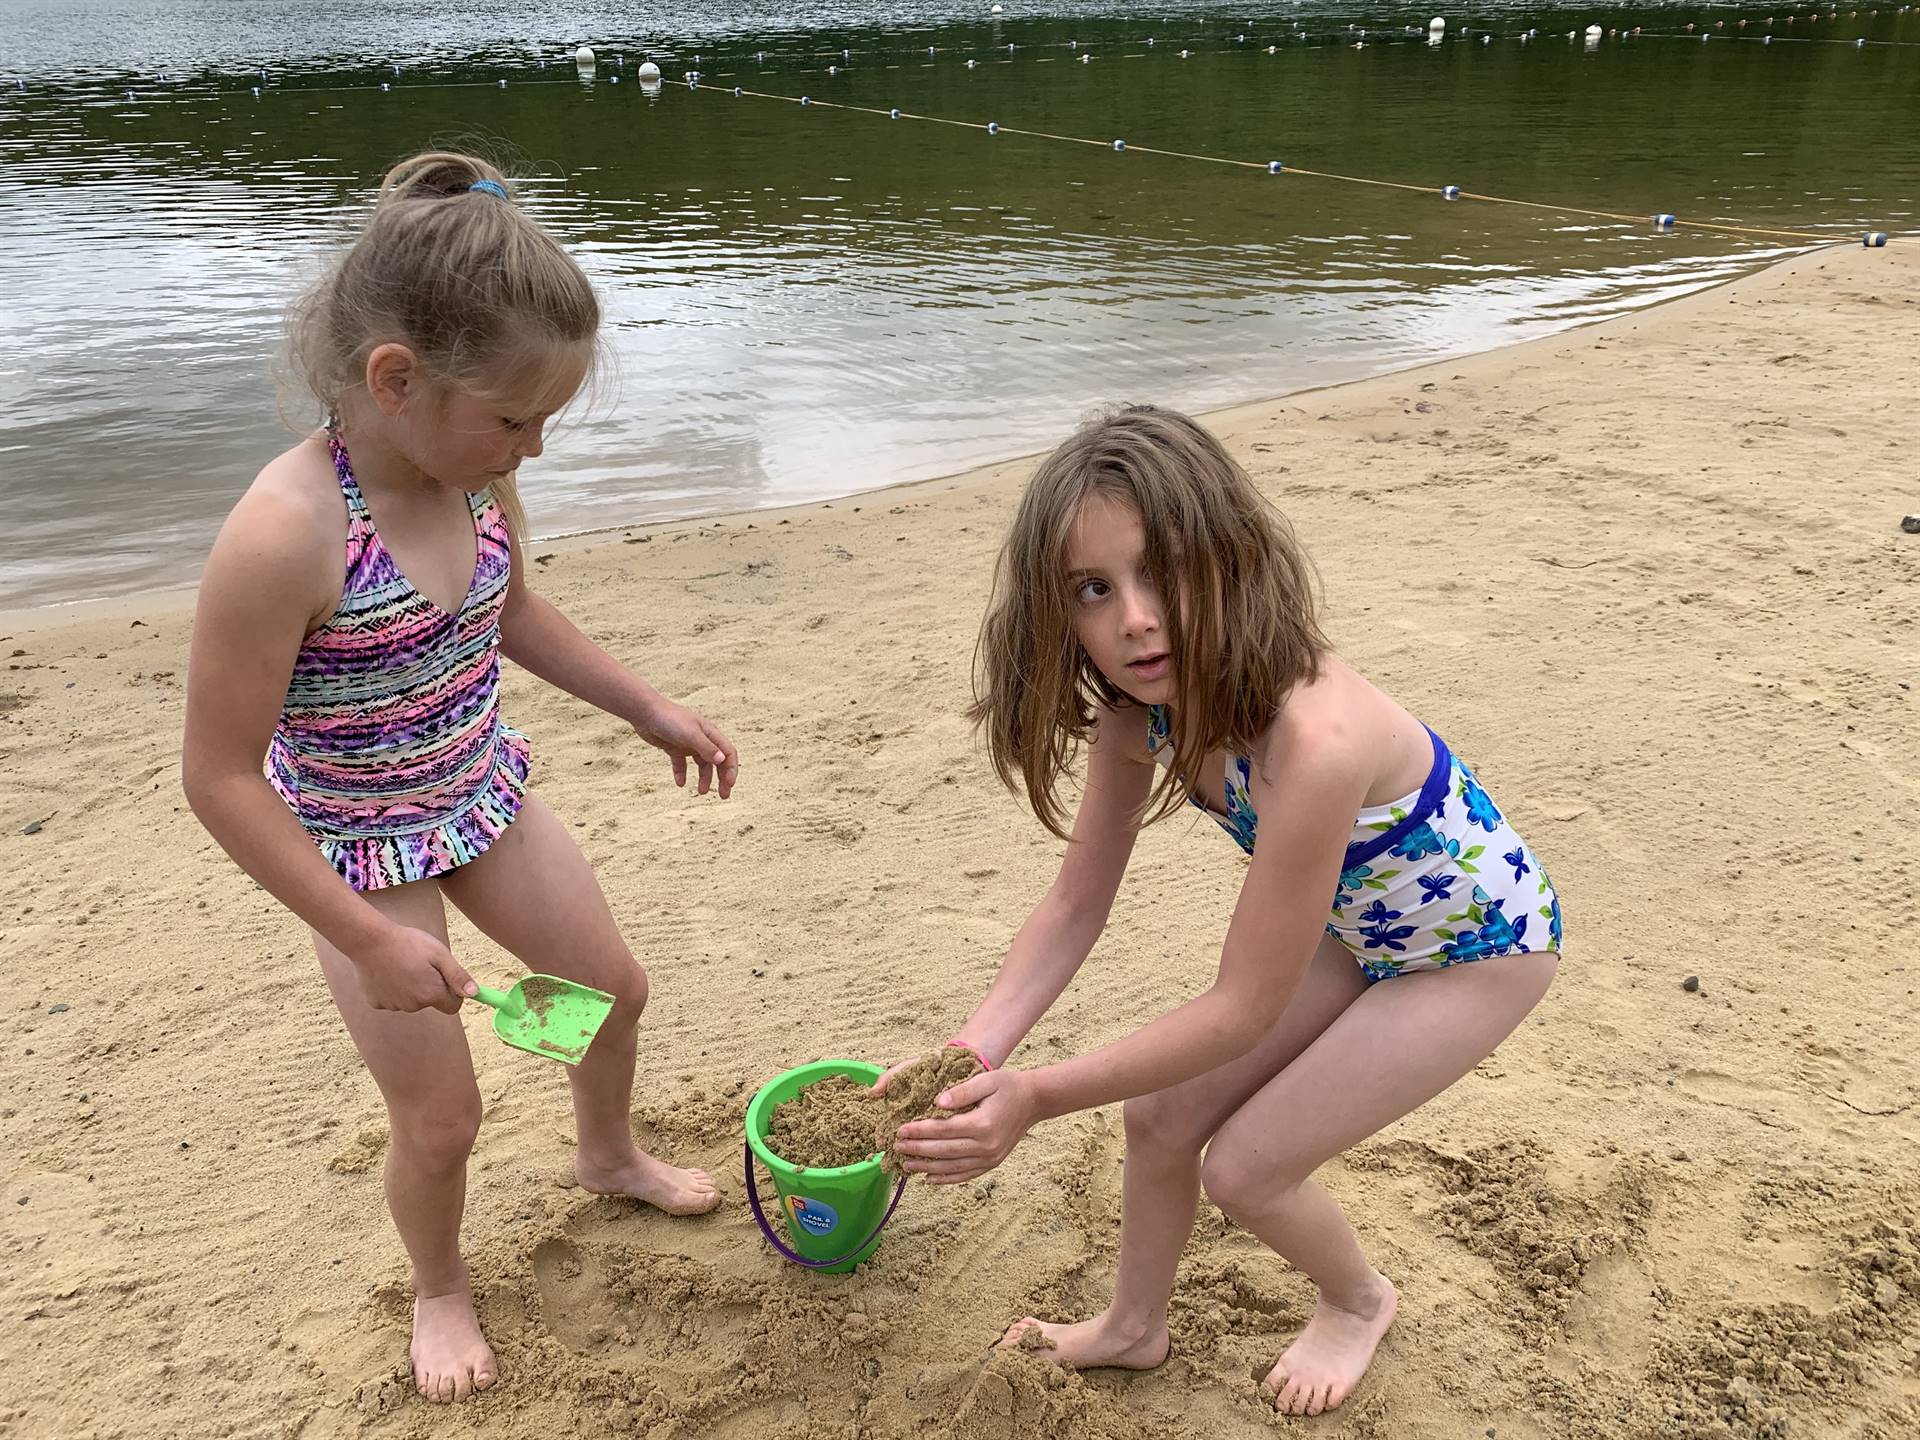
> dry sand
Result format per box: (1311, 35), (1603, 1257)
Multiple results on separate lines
(2, 243), (1917, 1440)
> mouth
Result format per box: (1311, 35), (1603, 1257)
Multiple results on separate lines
(1126, 652), (1170, 681)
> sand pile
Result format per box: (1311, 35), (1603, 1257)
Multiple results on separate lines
(766, 1047), (985, 1173)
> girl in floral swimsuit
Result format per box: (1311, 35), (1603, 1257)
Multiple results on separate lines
(889, 404), (1563, 1419)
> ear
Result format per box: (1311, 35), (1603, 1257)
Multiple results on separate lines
(364, 343), (420, 418)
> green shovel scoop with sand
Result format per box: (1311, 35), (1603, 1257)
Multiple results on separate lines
(471, 974), (615, 1066)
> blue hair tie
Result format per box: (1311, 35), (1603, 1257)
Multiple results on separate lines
(468, 179), (509, 200)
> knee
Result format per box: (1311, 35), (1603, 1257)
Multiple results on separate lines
(390, 1095), (481, 1170)
(604, 958), (648, 1021)
(1123, 1090), (1212, 1161)
(1200, 1137), (1305, 1218)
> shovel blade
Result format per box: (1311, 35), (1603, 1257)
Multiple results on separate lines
(492, 974), (616, 1066)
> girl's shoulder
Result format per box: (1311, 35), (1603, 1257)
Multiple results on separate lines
(203, 433), (345, 631)
(1261, 658), (1425, 801)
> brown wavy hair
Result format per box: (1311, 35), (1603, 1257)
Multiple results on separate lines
(287, 150), (601, 540)
(970, 405), (1328, 839)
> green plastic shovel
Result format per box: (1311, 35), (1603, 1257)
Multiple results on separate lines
(471, 974), (616, 1066)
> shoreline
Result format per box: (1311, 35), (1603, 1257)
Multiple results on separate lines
(0, 241), (1837, 635)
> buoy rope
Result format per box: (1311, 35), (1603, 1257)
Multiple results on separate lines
(709, 85), (1853, 244)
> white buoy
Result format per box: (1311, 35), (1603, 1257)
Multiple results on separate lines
(1080, 52), (1090, 62)
(829, 64), (838, 74)
(1268, 160), (1284, 173)
(987, 120), (999, 135)
(1585, 24), (1603, 37)
(1430, 16), (1446, 31)
(380, 81), (390, 91)
(574, 45), (595, 66)
(1863, 231), (1889, 246)
(1112, 138), (1125, 150)
(637, 61), (661, 81)
(1442, 185), (1461, 200)
(992, 3), (1004, 12)
(966, 58), (975, 68)
(1653, 213), (1677, 229)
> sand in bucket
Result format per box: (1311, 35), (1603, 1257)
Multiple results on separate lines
(746, 1048), (984, 1271)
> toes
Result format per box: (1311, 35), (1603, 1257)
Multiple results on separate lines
(1305, 1383), (1329, 1417)
(473, 1363), (499, 1393)
(998, 1317), (1039, 1349)
(451, 1366), (474, 1404)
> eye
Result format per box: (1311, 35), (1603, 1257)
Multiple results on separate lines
(500, 416), (532, 432)
(1074, 577), (1109, 603)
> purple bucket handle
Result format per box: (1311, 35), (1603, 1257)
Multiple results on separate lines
(744, 1141), (908, 1270)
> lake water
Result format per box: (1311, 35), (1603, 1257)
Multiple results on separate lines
(3, 0), (1915, 607)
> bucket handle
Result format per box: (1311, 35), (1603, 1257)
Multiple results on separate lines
(744, 1142), (909, 1271)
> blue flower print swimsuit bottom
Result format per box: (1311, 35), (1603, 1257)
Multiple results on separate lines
(1146, 707), (1563, 982)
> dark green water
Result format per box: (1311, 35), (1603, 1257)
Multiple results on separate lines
(2, 1), (1915, 606)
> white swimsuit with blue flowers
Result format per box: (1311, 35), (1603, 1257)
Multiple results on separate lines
(1145, 707), (1563, 983)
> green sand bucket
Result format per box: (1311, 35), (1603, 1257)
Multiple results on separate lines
(744, 1059), (908, 1273)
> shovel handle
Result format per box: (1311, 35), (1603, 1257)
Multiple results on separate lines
(744, 1142), (908, 1271)
(471, 985), (513, 1011)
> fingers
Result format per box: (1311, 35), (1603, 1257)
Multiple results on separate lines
(911, 1159), (991, 1184)
(895, 1114), (977, 1142)
(671, 753), (688, 787)
(937, 1071), (1000, 1111)
(705, 724), (739, 799)
(696, 759), (713, 795)
(871, 1061), (911, 1097)
(891, 1136), (980, 1159)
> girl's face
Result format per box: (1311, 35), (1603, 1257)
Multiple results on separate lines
(425, 359), (588, 490)
(1064, 493), (1175, 703)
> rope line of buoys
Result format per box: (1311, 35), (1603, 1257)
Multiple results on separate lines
(698, 82), (1877, 246)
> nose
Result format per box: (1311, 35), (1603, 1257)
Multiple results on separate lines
(1119, 581), (1160, 639)
(518, 424), (546, 461)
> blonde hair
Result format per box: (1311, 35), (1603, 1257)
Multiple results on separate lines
(970, 404), (1328, 840)
(287, 150), (601, 540)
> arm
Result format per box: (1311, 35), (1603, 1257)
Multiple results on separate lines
(181, 479), (476, 1012)
(498, 534), (739, 797)
(947, 705), (1154, 1068)
(898, 708), (1371, 1181)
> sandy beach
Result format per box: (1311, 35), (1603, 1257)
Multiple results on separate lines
(2, 241), (1916, 1440)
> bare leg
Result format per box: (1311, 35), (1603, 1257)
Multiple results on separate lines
(1001, 937), (1368, 1367)
(314, 880), (495, 1403)
(441, 795), (718, 1215)
(1200, 950), (1559, 1416)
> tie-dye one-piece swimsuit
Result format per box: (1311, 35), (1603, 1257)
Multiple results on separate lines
(266, 428), (531, 891)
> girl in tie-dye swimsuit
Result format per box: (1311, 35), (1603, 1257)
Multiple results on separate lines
(266, 424), (531, 892)
(183, 151), (740, 1407)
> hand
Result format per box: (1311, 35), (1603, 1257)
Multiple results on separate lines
(892, 1068), (1037, 1185)
(633, 699), (739, 798)
(350, 922), (477, 1014)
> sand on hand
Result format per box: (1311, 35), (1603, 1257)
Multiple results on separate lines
(764, 1046), (985, 1174)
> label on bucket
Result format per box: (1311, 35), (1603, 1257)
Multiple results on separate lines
(786, 1195), (839, 1236)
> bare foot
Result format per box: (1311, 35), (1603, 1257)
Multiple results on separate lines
(410, 1289), (497, 1403)
(576, 1147), (721, 1216)
(998, 1312), (1171, 1371)
(1264, 1272), (1398, 1416)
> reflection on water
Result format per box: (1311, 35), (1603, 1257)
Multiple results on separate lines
(3, 1), (1916, 607)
